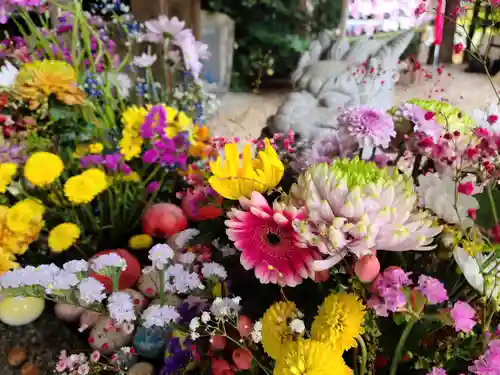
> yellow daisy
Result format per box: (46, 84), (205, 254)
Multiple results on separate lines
(24, 152), (64, 187)
(88, 143), (104, 154)
(274, 339), (352, 375)
(6, 199), (45, 233)
(0, 163), (16, 193)
(81, 168), (108, 193)
(48, 223), (81, 252)
(128, 234), (153, 250)
(261, 301), (302, 360)
(64, 174), (98, 204)
(311, 292), (366, 352)
(0, 251), (19, 274)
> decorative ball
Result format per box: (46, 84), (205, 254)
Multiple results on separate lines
(89, 317), (133, 355)
(137, 270), (160, 298)
(90, 249), (141, 292)
(20, 363), (39, 375)
(54, 303), (84, 322)
(0, 297), (45, 326)
(80, 310), (102, 329)
(122, 289), (148, 314)
(7, 347), (26, 366)
(354, 252), (380, 283)
(181, 187), (223, 221)
(127, 362), (155, 375)
(236, 315), (253, 337)
(142, 203), (187, 238)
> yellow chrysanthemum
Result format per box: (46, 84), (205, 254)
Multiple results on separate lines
(24, 152), (64, 187)
(14, 60), (85, 109)
(311, 293), (366, 352)
(81, 168), (108, 194)
(72, 144), (89, 159)
(129, 234), (153, 250)
(119, 106), (148, 160)
(0, 251), (19, 274)
(121, 171), (141, 182)
(0, 203), (43, 256)
(0, 163), (16, 193)
(89, 143), (104, 154)
(164, 106), (193, 139)
(262, 301), (302, 360)
(208, 139), (284, 200)
(274, 339), (352, 375)
(48, 223), (80, 253)
(64, 174), (99, 204)
(6, 199), (45, 233)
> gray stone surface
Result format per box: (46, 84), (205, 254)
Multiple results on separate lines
(200, 11), (235, 93)
(264, 29), (415, 141)
(0, 309), (86, 374)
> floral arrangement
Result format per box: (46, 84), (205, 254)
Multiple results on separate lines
(0, 1), (500, 375)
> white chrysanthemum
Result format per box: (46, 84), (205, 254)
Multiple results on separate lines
(288, 158), (442, 271)
(78, 278), (106, 304)
(141, 304), (179, 328)
(149, 244), (175, 269)
(48, 270), (79, 293)
(201, 262), (227, 280)
(417, 173), (479, 228)
(91, 254), (127, 274)
(108, 292), (136, 324)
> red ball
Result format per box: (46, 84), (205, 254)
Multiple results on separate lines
(236, 315), (253, 337)
(209, 335), (227, 350)
(181, 188), (223, 221)
(142, 203), (188, 238)
(89, 249), (141, 292)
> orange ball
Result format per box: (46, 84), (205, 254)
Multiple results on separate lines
(142, 203), (188, 238)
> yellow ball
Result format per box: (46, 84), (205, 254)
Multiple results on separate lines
(0, 296), (45, 326)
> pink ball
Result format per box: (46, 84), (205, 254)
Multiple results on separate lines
(237, 315), (253, 337)
(142, 203), (188, 238)
(354, 253), (380, 283)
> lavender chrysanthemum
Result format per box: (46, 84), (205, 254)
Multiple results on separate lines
(78, 277), (106, 304)
(63, 260), (89, 273)
(201, 262), (227, 280)
(108, 292), (136, 324)
(91, 253), (127, 274)
(164, 264), (203, 294)
(48, 270), (79, 293)
(142, 304), (180, 328)
(399, 103), (443, 141)
(149, 244), (175, 269)
(338, 106), (396, 148)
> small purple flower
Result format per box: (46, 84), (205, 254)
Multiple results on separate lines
(80, 155), (104, 169)
(427, 367), (446, 375)
(399, 103), (443, 142)
(141, 105), (166, 139)
(119, 163), (132, 175)
(160, 337), (193, 375)
(0, 142), (26, 165)
(306, 131), (359, 166)
(338, 106), (396, 148)
(382, 267), (412, 287)
(146, 181), (160, 193)
(104, 153), (122, 171)
(143, 149), (160, 164)
(450, 301), (477, 333)
(417, 275), (448, 304)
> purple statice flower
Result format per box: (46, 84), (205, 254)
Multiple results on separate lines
(368, 267), (412, 316)
(108, 292), (136, 324)
(469, 340), (500, 375)
(382, 267), (412, 287)
(78, 277), (106, 304)
(399, 103), (443, 142)
(142, 148), (160, 164)
(338, 106), (396, 148)
(141, 304), (180, 328)
(80, 154), (104, 169)
(0, 142), (26, 165)
(450, 301), (477, 333)
(103, 152), (122, 171)
(417, 275), (448, 304)
(146, 181), (160, 193)
(427, 367), (447, 375)
(160, 337), (193, 375)
(141, 105), (166, 139)
(55, 12), (73, 34)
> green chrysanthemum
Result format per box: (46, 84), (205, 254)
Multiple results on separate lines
(409, 98), (474, 132)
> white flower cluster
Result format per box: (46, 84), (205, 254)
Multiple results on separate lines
(63, 260), (89, 273)
(148, 244), (175, 270)
(91, 253), (127, 274)
(164, 264), (204, 294)
(78, 278), (106, 305)
(108, 292), (136, 324)
(210, 297), (241, 318)
(251, 321), (263, 343)
(201, 262), (227, 280)
(141, 304), (180, 328)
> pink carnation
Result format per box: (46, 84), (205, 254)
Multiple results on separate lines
(450, 301), (477, 333)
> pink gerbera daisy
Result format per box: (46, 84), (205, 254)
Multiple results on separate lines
(226, 192), (321, 287)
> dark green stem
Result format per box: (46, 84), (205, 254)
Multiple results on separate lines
(389, 319), (417, 375)
(356, 336), (368, 375)
(158, 268), (166, 306)
(111, 273), (120, 293)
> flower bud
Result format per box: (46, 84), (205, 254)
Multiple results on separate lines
(354, 253), (380, 283)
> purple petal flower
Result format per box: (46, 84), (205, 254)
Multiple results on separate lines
(141, 105), (167, 139)
(450, 301), (477, 332)
(143, 149), (160, 164)
(147, 181), (160, 194)
(417, 275), (448, 304)
(469, 340), (500, 375)
(104, 153), (122, 171)
(427, 367), (446, 375)
(80, 155), (104, 169)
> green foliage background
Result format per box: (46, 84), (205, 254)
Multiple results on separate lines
(202, 0), (342, 91)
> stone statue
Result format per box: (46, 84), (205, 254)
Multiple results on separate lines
(263, 29), (416, 141)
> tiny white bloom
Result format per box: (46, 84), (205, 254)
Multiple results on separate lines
(190, 331), (200, 340)
(251, 321), (263, 343)
(201, 311), (211, 323)
(289, 319), (305, 334)
(0, 61), (18, 88)
(201, 262), (227, 280)
(189, 317), (200, 332)
(132, 53), (158, 68)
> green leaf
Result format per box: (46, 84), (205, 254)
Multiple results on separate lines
(475, 185), (500, 228)
(49, 106), (78, 122)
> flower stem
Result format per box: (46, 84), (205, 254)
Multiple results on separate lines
(487, 184), (499, 225)
(389, 318), (416, 375)
(158, 269), (166, 306)
(111, 273), (120, 293)
(356, 336), (367, 375)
